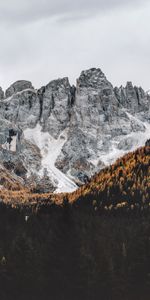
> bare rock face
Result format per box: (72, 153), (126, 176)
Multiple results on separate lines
(0, 118), (42, 187)
(0, 87), (4, 100)
(145, 139), (150, 146)
(5, 80), (34, 98)
(39, 77), (73, 138)
(0, 89), (40, 129)
(0, 68), (149, 191)
(27, 169), (56, 193)
(0, 78), (73, 134)
(114, 83), (149, 116)
(0, 81), (39, 129)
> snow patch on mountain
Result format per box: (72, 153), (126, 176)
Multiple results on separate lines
(99, 112), (150, 166)
(24, 124), (77, 193)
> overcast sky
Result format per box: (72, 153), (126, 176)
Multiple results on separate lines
(0, 0), (150, 91)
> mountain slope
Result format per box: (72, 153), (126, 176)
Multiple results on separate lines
(0, 144), (149, 208)
(0, 164), (25, 191)
(68, 145), (150, 208)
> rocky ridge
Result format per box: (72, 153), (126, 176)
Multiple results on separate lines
(0, 69), (149, 192)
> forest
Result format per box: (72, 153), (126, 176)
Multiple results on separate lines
(0, 203), (150, 300)
(0, 144), (149, 299)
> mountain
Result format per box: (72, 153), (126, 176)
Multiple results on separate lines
(0, 143), (149, 209)
(0, 68), (149, 193)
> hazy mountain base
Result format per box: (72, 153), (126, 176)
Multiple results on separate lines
(0, 204), (150, 300)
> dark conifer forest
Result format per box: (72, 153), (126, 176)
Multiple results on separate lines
(0, 204), (150, 299)
(0, 145), (149, 300)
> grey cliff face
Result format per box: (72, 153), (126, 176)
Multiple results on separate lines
(114, 83), (149, 116)
(0, 68), (149, 192)
(0, 89), (40, 128)
(39, 77), (73, 138)
(0, 119), (41, 180)
(0, 87), (4, 100)
(5, 80), (34, 98)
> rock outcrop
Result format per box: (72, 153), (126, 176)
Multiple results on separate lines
(0, 87), (4, 100)
(0, 118), (42, 188)
(0, 89), (39, 128)
(39, 77), (73, 138)
(5, 80), (34, 98)
(114, 83), (150, 119)
(0, 68), (149, 192)
(145, 139), (150, 146)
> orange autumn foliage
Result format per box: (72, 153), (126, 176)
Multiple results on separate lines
(0, 145), (149, 209)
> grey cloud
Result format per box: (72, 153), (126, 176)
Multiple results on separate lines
(0, 0), (150, 92)
(0, 0), (148, 25)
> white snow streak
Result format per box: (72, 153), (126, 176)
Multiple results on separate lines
(24, 124), (77, 193)
(100, 112), (150, 166)
(23, 112), (150, 192)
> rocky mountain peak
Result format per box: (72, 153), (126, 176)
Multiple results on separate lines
(114, 81), (149, 115)
(5, 80), (34, 98)
(45, 77), (70, 91)
(125, 81), (138, 101)
(126, 81), (134, 89)
(76, 68), (110, 90)
(0, 67), (149, 193)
